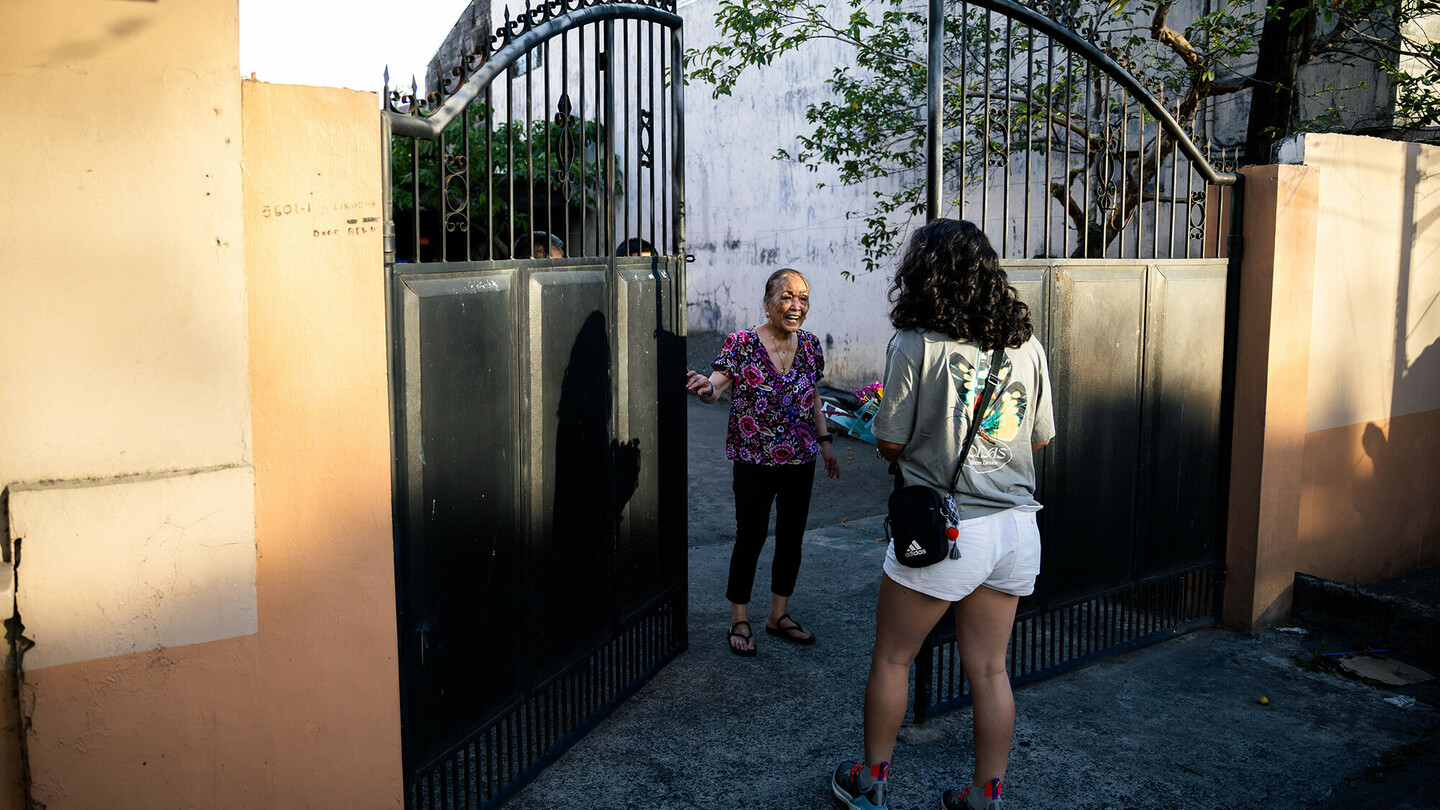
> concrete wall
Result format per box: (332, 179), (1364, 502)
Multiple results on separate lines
(1288, 134), (1440, 584)
(239, 79), (402, 806)
(1, 1), (252, 803)
(1223, 134), (1439, 629)
(1, 1), (400, 805)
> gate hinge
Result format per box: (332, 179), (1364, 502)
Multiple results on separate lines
(1213, 568), (1228, 586)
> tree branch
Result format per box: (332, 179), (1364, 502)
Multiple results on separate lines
(1150, 0), (1206, 73)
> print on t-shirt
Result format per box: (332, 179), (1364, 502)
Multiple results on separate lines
(947, 350), (1030, 474)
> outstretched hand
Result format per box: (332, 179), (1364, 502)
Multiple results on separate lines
(684, 368), (713, 398)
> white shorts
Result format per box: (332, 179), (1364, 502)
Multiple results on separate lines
(882, 507), (1041, 601)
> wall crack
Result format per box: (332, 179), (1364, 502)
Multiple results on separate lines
(4, 486), (44, 809)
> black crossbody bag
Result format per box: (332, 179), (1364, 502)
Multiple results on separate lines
(885, 345), (1007, 568)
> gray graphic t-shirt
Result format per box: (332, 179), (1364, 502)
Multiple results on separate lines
(872, 330), (1056, 520)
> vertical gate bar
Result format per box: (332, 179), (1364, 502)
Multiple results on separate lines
(1024, 617), (1033, 677)
(605, 20), (616, 255)
(1168, 101), (1179, 257)
(1042, 24), (1052, 256)
(1062, 46), (1072, 257)
(1119, 89), (1128, 258)
(926, 0), (943, 221)
(1133, 107), (1141, 258)
(444, 756), (454, 810)
(1023, 23), (1033, 257)
(526, 42), (535, 258)
(1184, 124), (1196, 259)
(959, 1), (969, 222)
(463, 92), (473, 261)
(1049, 607), (1058, 668)
(1080, 60), (1091, 258)
(563, 32), (570, 256)
(411, 136), (421, 262)
(670, 21), (687, 261)
(545, 37), (553, 251)
(660, 21), (670, 255)
(1135, 106), (1145, 257)
(1099, 76), (1109, 256)
(440, 103), (449, 263)
(1037, 613), (1045, 674)
(649, 21), (658, 253)
(1107, 593), (1115, 650)
(1011, 622), (1020, 679)
(507, 75), (516, 257)
(1091, 595), (1099, 655)
(622, 19), (630, 250)
(580, 24), (588, 256)
(486, 88), (495, 260)
(1152, 111), (1161, 259)
(469, 743), (478, 808)
(1002, 16), (1011, 256)
(981, 10), (991, 235)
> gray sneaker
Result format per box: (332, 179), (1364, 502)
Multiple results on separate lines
(941, 778), (1003, 810)
(832, 760), (889, 809)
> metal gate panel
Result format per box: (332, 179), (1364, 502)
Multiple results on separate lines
(615, 259), (683, 621)
(1041, 264), (1147, 603)
(399, 269), (523, 764)
(383, 4), (687, 803)
(912, 0), (1244, 725)
(524, 266), (612, 681)
(1138, 260), (1227, 575)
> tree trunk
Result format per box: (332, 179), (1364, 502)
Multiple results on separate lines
(1244, 0), (1317, 163)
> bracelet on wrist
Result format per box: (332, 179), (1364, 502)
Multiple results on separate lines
(817, 434), (834, 444)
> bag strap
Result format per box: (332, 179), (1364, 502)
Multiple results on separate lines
(948, 344), (1007, 493)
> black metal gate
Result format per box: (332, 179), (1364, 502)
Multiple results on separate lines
(381, 2), (687, 804)
(912, 0), (1245, 720)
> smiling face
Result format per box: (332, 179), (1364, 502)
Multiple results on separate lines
(763, 271), (810, 335)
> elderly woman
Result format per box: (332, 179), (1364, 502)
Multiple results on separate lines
(685, 268), (841, 657)
(831, 220), (1054, 810)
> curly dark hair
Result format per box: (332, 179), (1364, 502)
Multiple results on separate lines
(888, 219), (1033, 349)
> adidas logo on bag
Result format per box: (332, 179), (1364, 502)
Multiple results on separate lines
(904, 539), (926, 558)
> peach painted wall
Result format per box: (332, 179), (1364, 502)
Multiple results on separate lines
(2, 0), (256, 804)
(2, 2), (400, 805)
(1286, 135), (1440, 584)
(240, 79), (402, 805)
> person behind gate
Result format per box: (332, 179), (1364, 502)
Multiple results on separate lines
(831, 219), (1054, 810)
(684, 268), (841, 657)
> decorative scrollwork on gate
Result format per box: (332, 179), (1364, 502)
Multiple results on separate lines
(638, 108), (654, 168)
(1187, 190), (1207, 240)
(442, 151), (469, 234)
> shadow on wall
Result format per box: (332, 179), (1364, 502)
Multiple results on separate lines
(543, 311), (641, 676)
(1356, 337), (1440, 569)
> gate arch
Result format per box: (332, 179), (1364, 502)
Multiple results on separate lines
(381, 2), (687, 805)
(914, 0), (1245, 720)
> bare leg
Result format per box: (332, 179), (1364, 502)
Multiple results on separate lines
(953, 585), (1020, 788)
(863, 574), (952, 765)
(729, 603), (754, 653)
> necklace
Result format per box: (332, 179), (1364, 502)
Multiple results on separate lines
(761, 325), (796, 370)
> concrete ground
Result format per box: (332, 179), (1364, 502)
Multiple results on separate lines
(503, 387), (1440, 810)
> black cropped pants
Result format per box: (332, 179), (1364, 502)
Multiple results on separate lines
(726, 460), (816, 605)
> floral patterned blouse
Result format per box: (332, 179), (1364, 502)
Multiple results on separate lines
(712, 328), (825, 465)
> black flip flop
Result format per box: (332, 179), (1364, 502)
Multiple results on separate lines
(728, 620), (757, 657)
(764, 613), (816, 645)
